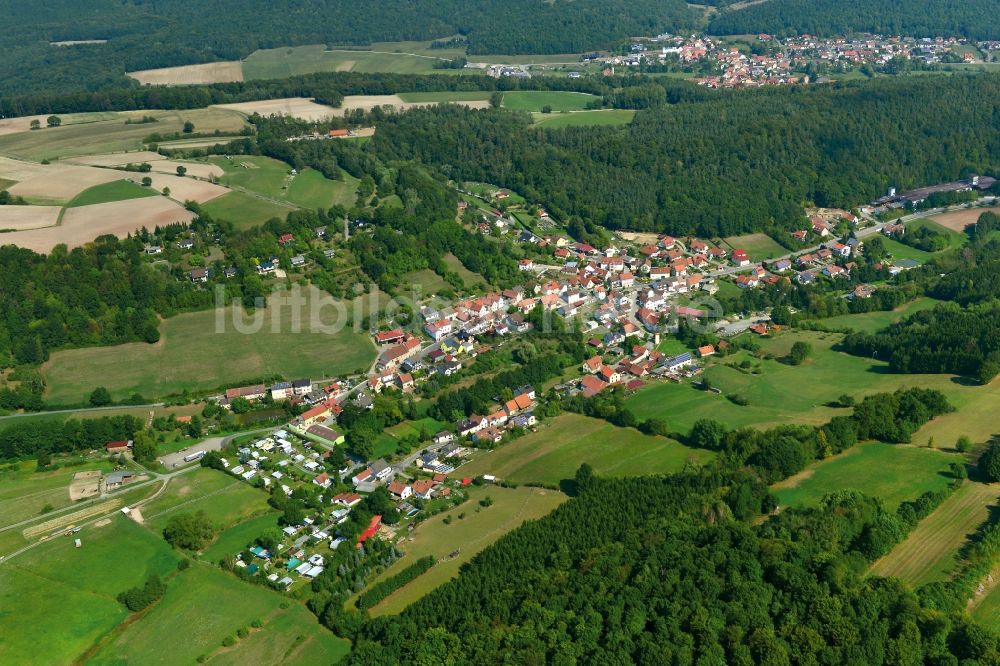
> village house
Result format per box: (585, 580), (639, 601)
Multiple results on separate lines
(731, 249), (750, 267)
(189, 268), (209, 283)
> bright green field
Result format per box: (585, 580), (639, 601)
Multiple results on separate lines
(772, 442), (958, 510)
(973, 581), (1000, 633)
(67, 179), (159, 208)
(209, 155), (355, 215)
(89, 564), (349, 665)
(722, 232), (787, 262)
(816, 297), (940, 334)
(533, 110), (635, 128)
(141, 468), (271, 534)
(626, 330), (998, 438)
(0, 516), (181, 664)
(501, 91), (599, 112)
(909, 218), (968, 250)
(460, 413), (712, 485)
(882, 237), (935, 263)
(443, 252), (486, 287)
(42, 286), (376, 403)
(201, 191), (293, 227)
(365, 485), (567, 617)
(243, 42), (465, 79)
(0, 108), (247, 161)
(397, 91), (494, 103)
(200, 512), (281, 563)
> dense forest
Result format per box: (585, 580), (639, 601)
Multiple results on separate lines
(371, 74), (1000, 237)
(348, 465), (996, 663)
(0, 0), (697, 96)
(708, 0), (1000, 41)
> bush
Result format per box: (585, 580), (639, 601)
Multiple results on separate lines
(117, 574), (166, 612)
(978, 441), (1000, 482)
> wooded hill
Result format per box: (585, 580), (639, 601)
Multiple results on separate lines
(371, 74), (1000, 237)
(0, 0), (697, 96)
(708, 0), (1000, 41)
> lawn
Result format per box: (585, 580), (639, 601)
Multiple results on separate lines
(771, 442), (959, 510)
(397, 91), (494, 103)
(815, 297), (941, 334)
(626, 330), (993, 436)
(532, 110), (635, 128)
(722, 233), (787, 262)
(89, 564), (349, 665)
(201, 191), (294, 228)
(0, 458), (117, 531)
(459, 413), (712, 485)
(286, 168), (356, 210)
(501, 91), (599, 112)
(972, 575), (1000, 633)
(141, 467), (271, 534)
(66, 178), (159, 208)
(365, 485), (567, 617)
(200, 512), (281, 563)
(443, 252), (486, 287)
(870, 481), (1000, 586)
(0, 516), (180, 664)
(0, 108), (247, 162)
(882, 237), (935, 263)
(42, 285), (376, 403)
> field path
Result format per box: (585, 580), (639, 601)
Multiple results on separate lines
(871, 482), (1000, 585)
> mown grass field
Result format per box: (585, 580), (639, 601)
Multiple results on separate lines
(0, 516), (180, 664)
(0, 108), (247, 161)
(882, 237), (935, 263)
(772, 442), (959, 510)
(365, 485), (567, 617)
(972, 575), (1000, 633)
(626, 330), (995, 438)
(243, 42), (464, 79)
(141, 467), (271, 534)
(67, 178), (159, 208)
(201, 191), (294, 227)
(459, 413), (712, 485)
(722, 232), (787, 261)
(870, 481), (1000, 586)
(908, 217), (968, 250)
(89, 564), (349, 665)
(501, 91), (599, 112)
(200, 512), (281, 563)
(815, 297), (940, 334)
(532, 109), (635, 128)
(42, 286), (375, 403)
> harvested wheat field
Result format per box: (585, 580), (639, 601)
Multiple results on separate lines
(65, 151), (165, 167)
(2, 197), (194, 252)
(0, 155), (50, 181)
(156, 138), (242, 149)
(7, 164), (124, 202)
(331, 95), (490, 116)
(144, 172), (228, 203)
(128, 61), (244, 85)
(0, 205), (61, 231)
(212, 97), (339, 121)
(931, 207), (1000, 231)
(147, 160), (223, 179)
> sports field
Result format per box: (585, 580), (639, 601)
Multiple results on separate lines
(722, 233), (787, 261)
(871, 481), (1000, 586)
(42, 286), (376, 403)
(89, 564), (349, 665)
(501, 91), (599, 112)
(0, 516), (181, 664)
(67, 179), (159, 207)
(0, 108), (247, 162)
(772, 442), (958, 510)
(815, 297), (940, 334)
(533, 109), (635, 128)
(459, 413), (712, 485)
(366, 485), (567, 617)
